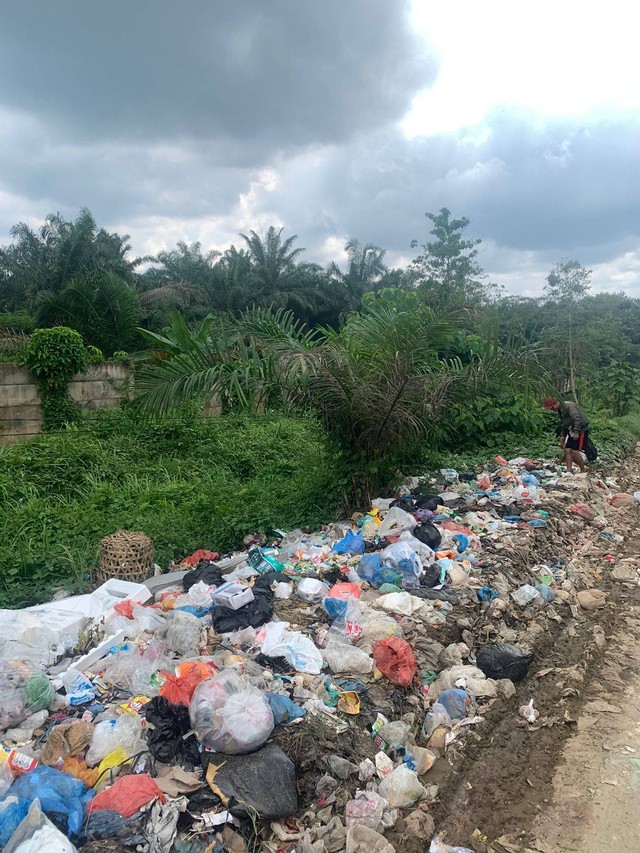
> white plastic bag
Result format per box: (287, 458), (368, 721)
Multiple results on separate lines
(86, 713), (145, 767)
(296, 579), (330, 603)
(261, 622), (323, 674)
(162, 611), (203, 657)
(185, 580), (214, 608)
(398, 531), (436, 565)
(189, 669), (274, 754)
(378, 507), (416, 538)
(375, 592), (413, 616)
(377, 764), (425, 808)
(4, 799), (78, 853)
(323, 639), (373, 675)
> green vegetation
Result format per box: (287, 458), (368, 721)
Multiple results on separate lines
(0, 409), (342, 607)
(23, 327), (87, 431)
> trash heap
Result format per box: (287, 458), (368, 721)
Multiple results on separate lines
(0, 458), (638, 853)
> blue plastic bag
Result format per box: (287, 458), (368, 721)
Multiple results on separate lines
(477, 586), (500, 602)
(266, 693), (306, 725)
(357, 553), (381, 582)
(0, 766), (94, 840)
(323, 597), (348, 619)
(438, 688), (475, 720)
(452, 533), (469, 554)
(0, 797), (29, 847)
(535, 583), (555, 602)
(332, 530), (365, 555)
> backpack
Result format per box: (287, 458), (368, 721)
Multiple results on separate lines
(583, 436), (598, 462)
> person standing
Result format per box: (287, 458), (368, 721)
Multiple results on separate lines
(544, 397), (590, 473)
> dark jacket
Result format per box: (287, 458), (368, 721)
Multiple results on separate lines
(559, 401), (589, 433)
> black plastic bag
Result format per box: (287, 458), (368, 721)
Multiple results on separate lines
(412, 522), (442, 551)
(390, 497), (416, 512)
(205, 743), (297, 819)
(183, 561), (224, 592)
(211, 586), (273, 633)
(144, 696), (201, 768)
(421, 563), (442, 589)
(413, 493), (440, 512)
(584, 436), (598, 461)
(475, 643), (534, 682)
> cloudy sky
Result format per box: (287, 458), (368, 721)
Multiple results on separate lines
(0, 0), (638, 296)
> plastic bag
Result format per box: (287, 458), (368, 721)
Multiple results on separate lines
(398, 531), (436, 565)
(577, 588), (606, 611)
(213, 743), (297, 819)
(86, 713), (145, 767)
(328, 582), (362, 601)
(159, 660), (215, 705)
(421, 703), (452, 739)
(260, 621), (323, 674)
(4, 799), (78, 853)
(412, 522), (442, 551)
(333, 530), (365, 555)
(161, 611), (203, 657)
(437, 689), (475, 720)
(101, 644), (171, 696)
(381, 543), (423, 588)
(323, 639), (373, 675)
(346, 825), (395, 853)
(475, 643), (534, 682)
(345, 790), (388, 830)
(189, 670), (274, 754)
(265, 692), (306, 725)
(296, 579), (331, 603)
(144, 696), (200, 767)
(87, 773), (164, 818)
(378, 765), (425, 808)
(609, 492), (635, 508)
(510, 584), (541, 606)
(569, 503), (596, 521)
(0, 766), (93, 839)
(378, 507), (416, 538)
(358, 612), (403, 646)
(376, 591), (413, 615)
(372, 638), (416, 687)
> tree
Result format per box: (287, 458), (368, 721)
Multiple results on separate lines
(240, 226), (305, 296)
(543, 259), (591, 402)
(410, 208), (490, 310)
(328, 239), (388, 315)
(0, 208), (138, 312)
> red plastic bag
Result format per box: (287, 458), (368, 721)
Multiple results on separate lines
(180, 549), (219, 567)
(87, 773), (165, 817)
(160, 661), (215, 706)
(569, 503), (596, 521)
(328, 582), (362, 601)
(373, 638), (416, 687)
(114, 599), (135, 619)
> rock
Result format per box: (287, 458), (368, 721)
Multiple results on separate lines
(496, 678), (516, 699)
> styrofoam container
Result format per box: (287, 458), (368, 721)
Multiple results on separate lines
(210, 582), (255, 610)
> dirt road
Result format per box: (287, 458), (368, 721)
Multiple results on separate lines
(429, 453), (640, 853)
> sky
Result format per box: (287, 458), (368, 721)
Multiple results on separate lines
(0, 0), (638, 296)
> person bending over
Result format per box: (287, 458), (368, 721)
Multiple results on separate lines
(544, 397), (589, 474)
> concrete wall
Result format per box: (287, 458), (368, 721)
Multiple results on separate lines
(0, 362), (132, 445)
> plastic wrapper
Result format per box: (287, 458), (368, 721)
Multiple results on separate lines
(4, 799), (78, 853)
(377, 765), (425, 808)
(323, 638), (373, 675)
(189, 670), (274, 754)
(86, 713), (145, 768)
(372, 638), (416, 687)
(381, 542), (423, 587)
(475, 643), (534, 682)
(260, 621), (323, 674)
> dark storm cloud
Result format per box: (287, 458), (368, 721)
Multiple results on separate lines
(0, 0), (433, 150)
(260, 111), (640, 269)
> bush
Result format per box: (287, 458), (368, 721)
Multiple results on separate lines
(0, 411), (342, 606)
(23, 327), (87, 430)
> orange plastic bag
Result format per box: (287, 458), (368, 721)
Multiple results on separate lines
(159, 661), (215, 705)
(61, 757), (100, 788)
(373, 638), (416, 688)
(87, 773), (165, 817)
(328, 582), (362, 601)
(569, 503), (596, 521)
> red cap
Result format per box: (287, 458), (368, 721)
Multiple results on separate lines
(543, 396), (558, 410)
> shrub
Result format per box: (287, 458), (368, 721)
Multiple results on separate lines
(23, 327), (87, 430)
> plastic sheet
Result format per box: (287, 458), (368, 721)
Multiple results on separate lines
(189, 670), (274, 754)
(323, 639), (373, 675)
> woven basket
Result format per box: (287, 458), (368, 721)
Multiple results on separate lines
(98, 530), (155, 585)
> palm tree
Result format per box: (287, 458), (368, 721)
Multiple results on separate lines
(240, 226), (305, 296)
(328, 239), (388, 315)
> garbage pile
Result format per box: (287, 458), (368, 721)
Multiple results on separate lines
(0, 458), (638, 852)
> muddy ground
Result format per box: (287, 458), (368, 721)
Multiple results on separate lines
(428, 455), (640, 852)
